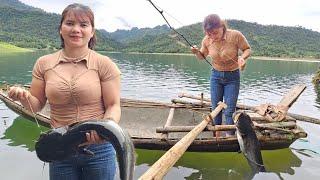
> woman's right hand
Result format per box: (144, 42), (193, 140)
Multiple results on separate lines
(8, 86), (30, 101)
(191, 45), (200, 54)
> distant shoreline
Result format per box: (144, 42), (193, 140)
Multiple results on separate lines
(106, 51), (320, 63)
(1, 47), (319, 63)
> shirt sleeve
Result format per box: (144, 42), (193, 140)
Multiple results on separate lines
(200, 37), (209, 56)
(237, 31), (251, 51)
(32, 58), (45, 81)
(236, 31), (251, 51)
(99, 56), (121, 82)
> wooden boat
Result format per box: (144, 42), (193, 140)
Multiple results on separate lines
(0, 85), (308, 152)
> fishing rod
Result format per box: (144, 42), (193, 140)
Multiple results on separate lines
(146, 0), (213, 67)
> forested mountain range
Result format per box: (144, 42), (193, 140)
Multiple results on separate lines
(1, 0), (320, 58)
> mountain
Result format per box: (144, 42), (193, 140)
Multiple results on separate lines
(0, 0), (42, 11)
(0, 0), (122, 51)
(1, 0), (320, 58)
(106, 25), (170, 43)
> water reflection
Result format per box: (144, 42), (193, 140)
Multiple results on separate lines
(1, 116), (47, 151)
(134, 148), (302, 180)
(1, 52), (320, 179)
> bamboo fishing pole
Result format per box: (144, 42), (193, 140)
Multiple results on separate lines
(139, 102), (226, 180)
(146, 0), (213, 67)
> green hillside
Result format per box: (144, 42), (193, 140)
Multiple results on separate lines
(1, 0), (320, 59)
(106, 25), (170, 43)
(0, 0), (122, 51)
(0, 41), (32, 53)
(117, 21), (320, 58)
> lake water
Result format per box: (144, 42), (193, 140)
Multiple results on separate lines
(0, 51), (320, 180)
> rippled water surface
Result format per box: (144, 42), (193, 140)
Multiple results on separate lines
(1, 51), (320, 179)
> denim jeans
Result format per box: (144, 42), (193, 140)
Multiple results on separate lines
(49, 142), (116, 180)
(210, 68), (240, 126)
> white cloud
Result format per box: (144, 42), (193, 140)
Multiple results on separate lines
(19, 0), (320, 32)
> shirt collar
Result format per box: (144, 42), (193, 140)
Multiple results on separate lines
(55, 49), (91, 67)
(207, 30), (227, 42)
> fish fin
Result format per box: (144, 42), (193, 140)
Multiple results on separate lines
(78, 146), (95, 156)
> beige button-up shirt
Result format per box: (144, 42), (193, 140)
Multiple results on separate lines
(201, 29), (250, 71)
(32, 50), (121, 127)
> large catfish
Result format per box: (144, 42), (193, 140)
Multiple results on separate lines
(234, 112), (266, 174)
(35, 120), (135, 180)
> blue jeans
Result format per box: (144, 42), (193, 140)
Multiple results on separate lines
(49, 142), (116, 180)
(210, 69), (240, 126)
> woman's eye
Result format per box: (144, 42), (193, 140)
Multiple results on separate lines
(81, 23), (89, 27)
(65, 22), (73, 26)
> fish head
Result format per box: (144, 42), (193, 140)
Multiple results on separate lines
(233, 111), (254, 135)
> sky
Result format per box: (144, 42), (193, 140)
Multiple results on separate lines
(19, 0), (320, 33)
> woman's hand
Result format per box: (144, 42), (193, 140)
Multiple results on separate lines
(191, 45), (200, 54)
(8, 86), (30, 101)
(79, 130), (106, 147)
(238, 56), (246, 71)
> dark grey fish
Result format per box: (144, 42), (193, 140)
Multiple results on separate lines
(35, 120), (135, 180)
(234, 112), (266, 174)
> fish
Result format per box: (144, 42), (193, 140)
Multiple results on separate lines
(35, 120), (135, 180)
(234, 112), (266, 174)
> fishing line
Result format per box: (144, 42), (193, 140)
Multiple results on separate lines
(147, 0), (213, 67)
(25, 89), (48, 176)
(26, 96), (42, 130)
(147, 0), (244, 68)
(146, 0), (247, 105)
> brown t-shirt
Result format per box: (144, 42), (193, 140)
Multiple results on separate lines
(32, 50), (121, 127)
(201, 29), (250, 71)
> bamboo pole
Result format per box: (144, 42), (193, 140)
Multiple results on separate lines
(287, 113), (320, 125)
(171, 98), (211, 107)
(156, 125), (235, 133)
(156, 121), (297, 133)
(160, 108), (175, 140)
(178, 93), (211, 102)
(139, 102), (227, 180)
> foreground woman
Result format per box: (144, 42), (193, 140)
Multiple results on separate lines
(8, 3), (121, 180)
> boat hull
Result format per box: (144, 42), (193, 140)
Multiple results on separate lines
(0, 90), (307, 152)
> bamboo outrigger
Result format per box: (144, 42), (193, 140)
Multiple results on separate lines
(0, 84), (309, 152)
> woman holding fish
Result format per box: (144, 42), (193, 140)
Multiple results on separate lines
(8, 3), (121, 180)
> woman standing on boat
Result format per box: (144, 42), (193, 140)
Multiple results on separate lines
(191, 14), (251, 137)
(8, 3), (121, 180)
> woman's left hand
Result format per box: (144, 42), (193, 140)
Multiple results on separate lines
(238, 56), (246, 70)
(79, 130), (106, 146)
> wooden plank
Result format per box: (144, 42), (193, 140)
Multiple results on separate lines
(139, 102), (227, 180)
(178, 92), (211, 102)
(171, 98), (211, 107)
(156, 121), (296, 133)
(278, 84), (306, 107)
(160, 108), (175, 140)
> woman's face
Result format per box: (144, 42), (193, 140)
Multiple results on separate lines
(206, 27), (223, 41)
(60, 12), (94, 49)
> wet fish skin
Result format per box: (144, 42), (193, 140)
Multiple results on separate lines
(234, 112), (266, 174)
(35, 120), (135, 180)
(76, 120), (135, 180)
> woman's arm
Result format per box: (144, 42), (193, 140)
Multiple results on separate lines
(191, 38), (209, 60)
(238, 48), (251, 70)
(101, 76), (121, 123)
(8, 77), (46, 112)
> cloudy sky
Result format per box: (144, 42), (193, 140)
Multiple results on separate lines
(19, 0), (320, 32)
